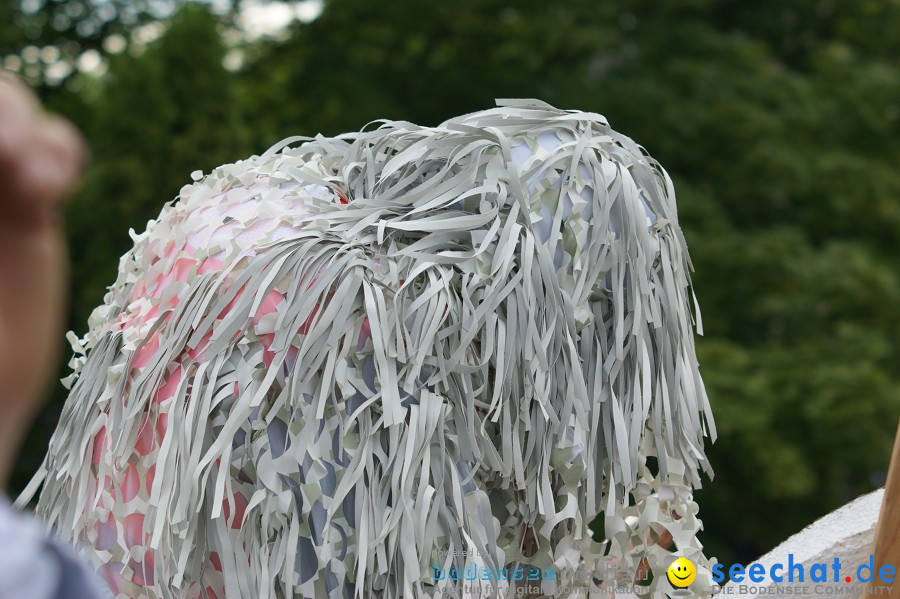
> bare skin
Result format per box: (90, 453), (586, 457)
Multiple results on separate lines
(0, 72), (85, 488)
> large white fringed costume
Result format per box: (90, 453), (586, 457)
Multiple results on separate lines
(20, 100), (716, 598)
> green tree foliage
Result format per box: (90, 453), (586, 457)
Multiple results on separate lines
(68, 4), (250, 325)
(5, 0), (900, 567)
(592, 3), (900, 561)
(2, 0), (241, 87)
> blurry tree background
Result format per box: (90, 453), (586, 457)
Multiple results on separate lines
(3, 0), (899, 568)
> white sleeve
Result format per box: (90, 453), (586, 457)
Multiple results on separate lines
(0, 498), (108, 599)
(0, 498), (61, 599)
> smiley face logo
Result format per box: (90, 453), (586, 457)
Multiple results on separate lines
(667, 557), (697, 588)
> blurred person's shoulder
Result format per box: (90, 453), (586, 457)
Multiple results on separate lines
(0, 497), (109, 599)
